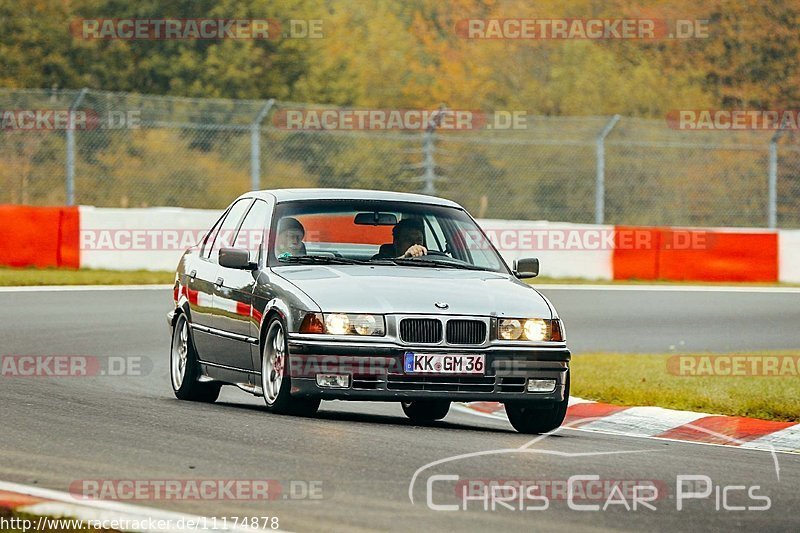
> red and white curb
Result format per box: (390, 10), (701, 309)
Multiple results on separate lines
(0, 481), (273, 532)
(455, 398), (800, 454)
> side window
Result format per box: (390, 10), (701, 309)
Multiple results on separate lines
(201, 211), (227, 259)
(448, 219), (502, 270)
(208, 199), (252, 262)
(233, 200), (270, 264)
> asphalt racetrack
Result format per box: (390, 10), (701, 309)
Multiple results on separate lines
(1, 285), (798, 532)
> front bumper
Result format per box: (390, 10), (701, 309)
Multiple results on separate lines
(287, 338), (569, 402)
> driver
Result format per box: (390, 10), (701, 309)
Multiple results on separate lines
(373, 218), (427, 259)
(275, 217), (306, 257)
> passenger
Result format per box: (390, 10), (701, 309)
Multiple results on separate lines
(275, 217), (306, 257)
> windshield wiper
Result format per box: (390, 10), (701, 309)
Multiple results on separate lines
(388, 257), (490, 271)
(278, 254), (490, 271)
(277, 255), (369, 265)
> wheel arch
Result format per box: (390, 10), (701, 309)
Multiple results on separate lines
(258, 298), (291, 352)
(171, 299), (192, 326)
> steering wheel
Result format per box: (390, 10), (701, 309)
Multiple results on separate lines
(406, 250), (449, 260)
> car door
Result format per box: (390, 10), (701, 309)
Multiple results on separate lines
(185, 208), (225, 359)
(191, 198), (253, 365)
(210, 198), (271, 371)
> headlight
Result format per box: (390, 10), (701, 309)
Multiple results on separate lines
(498, 318), (564, 342)
(325, 313), (351, 335)
(498, 319), (523, 340)
(353, 314), (378, 336)
(523, 318), (548, 341)
(300, 312), (385, 336)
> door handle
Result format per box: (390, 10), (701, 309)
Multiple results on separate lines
(215, 277), (224, 287)
(189, 270), (197, 281)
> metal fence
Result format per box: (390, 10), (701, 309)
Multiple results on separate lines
(1, 88), (799, 228)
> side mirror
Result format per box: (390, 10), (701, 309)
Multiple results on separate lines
(513, 257), (539, 279)
(219, 248), (256, 270)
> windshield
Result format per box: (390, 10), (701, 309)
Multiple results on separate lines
(268, 199), (509, 274)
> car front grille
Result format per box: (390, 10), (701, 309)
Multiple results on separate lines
(399, 318), (442, 344)
(446, 319), (487, 345)
(399, 317), (488, 345)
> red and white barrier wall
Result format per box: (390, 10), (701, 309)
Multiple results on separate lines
(611, 226), (781, 282)
(0, 205), (798, 283)
(78, 206), (218, 271)
(0, 205), (80, 268)
(476, 219), (614, 280)
(779, 230), (800, 283)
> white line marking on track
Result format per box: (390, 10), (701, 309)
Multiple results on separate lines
(0, 480), (279, 532)
(452, 403), (506, 421)
(577, 406), (709, 436)
(567, 427), (794, 459)
(535, 284), (800, 293)
(454, 403), (800, 456)
(0, 285), (173, 292)
(568, 396), (596, 406)
(741, 424), (800, 453)
(1, 283), (797, 293)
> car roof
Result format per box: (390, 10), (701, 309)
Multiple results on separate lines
(241, 188), (463, 208)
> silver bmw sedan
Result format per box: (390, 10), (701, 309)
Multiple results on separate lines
(168, 188), (569, 433)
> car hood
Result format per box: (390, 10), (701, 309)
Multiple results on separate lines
(271, 265), (553, 317)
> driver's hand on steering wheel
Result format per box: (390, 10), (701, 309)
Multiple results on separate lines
(400, 244), (427, 258)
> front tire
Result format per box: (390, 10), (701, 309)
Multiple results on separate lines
(504, 374), (570, 434)
(401, 400), (451, 422)
(261, 317), (320, 416)
(170, 313), (221, 403)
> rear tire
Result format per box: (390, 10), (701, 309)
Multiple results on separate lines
(170, 313), (221, 403)
(401, 400), (451, 422)
(261, 317), (320, 417)
(504, 374), (570, 434)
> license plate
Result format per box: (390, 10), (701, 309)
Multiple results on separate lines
(403, 352), (485, 374)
